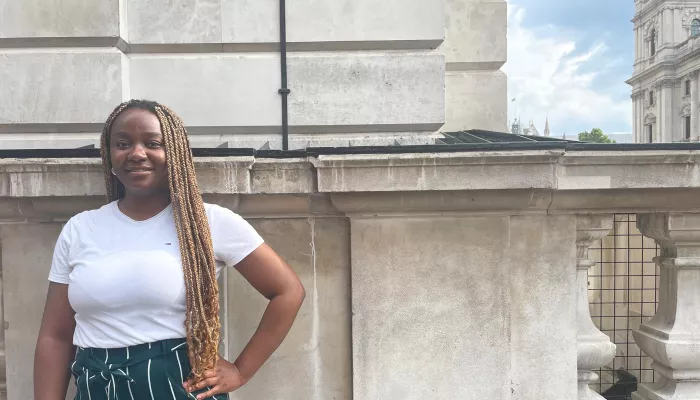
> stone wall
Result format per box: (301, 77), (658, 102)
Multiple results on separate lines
(0, 0), (507, 150)
(2, 149), (700, 399)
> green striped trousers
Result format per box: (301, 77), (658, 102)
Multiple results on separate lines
(70, 338), (228, 400)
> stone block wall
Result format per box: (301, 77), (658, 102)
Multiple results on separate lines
(0, 148), (699, 399)
(0, 0), (507, 149)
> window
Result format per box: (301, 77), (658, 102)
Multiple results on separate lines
(646, 124), (653, 143)
(687, 80), (692, 96)
(692, 19), (700, 37)
(686, 115), (692, 139)
(649, 90), (655, 106)
(651, 29), (657, 56)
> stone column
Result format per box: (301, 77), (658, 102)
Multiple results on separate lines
(651, 84), (664, 143)
(660, 82), (674, 143)
(633, 94), (641, 143)
(576, 216), (617, 400)
(693, 71), (700, 140)
(638, 96), (645, 143)
(633, 213), (700, 400)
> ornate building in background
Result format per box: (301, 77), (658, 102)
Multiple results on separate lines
(628, 0), (700, 143)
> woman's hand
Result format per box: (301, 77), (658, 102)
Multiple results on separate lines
(184, 358), (247, 399)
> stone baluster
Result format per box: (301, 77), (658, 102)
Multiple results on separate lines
(633, 213), (700, 400)
(576, 215), (617, 400)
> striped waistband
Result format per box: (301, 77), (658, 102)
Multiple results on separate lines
(72, 338), (189, 400)
(76, 338), (188, 369)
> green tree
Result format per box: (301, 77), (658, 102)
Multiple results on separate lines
(578, 128), (616, 144)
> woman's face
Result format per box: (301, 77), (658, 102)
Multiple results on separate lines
(109, 108), (169, 198)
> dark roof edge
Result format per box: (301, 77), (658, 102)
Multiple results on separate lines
(0, 142), (699, 160)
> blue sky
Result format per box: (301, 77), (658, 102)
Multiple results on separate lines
(504, 0), (635, 139)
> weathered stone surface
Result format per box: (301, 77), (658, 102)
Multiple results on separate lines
(314, 151), (561, 192)
(0, 0), (118, 39)
(0, 159), (106, 197)
(287, 131), (443, 149)
(288, 52), (445, 129)
(633, 213), (700, 400)
(222, 0), (443, 45)
(443, 70), (508, 132)
(225, 217), (351, 400)
(0, 224), (68, 399)
(195, 158), (254, 194)
(126, 0), (221, 44)
(128, 52), (445, 132)
(0, 50), (124, 124)
(1, 151), (700, 210)
(251, 159), (315, 194)
(441, 0), (507, 67)
(558, 151), (700, 189)
(507, 215), (577, 400)
(128, 54), (281, 127)
(351, 216), (510, 400)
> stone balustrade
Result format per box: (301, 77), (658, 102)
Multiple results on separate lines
(1, 148), (699, 400)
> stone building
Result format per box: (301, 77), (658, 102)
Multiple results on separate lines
(0, 0), (507, 149)
(628, 0), (700, 143)
(2, 2), (700, 400)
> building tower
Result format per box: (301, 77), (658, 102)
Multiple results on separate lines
(544, 117), (551, 137)
(628, 0), (700, 143)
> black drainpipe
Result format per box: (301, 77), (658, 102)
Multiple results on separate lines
(278, 0), (290, 150)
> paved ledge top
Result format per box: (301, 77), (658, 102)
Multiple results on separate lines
(0, 149), (698, 196)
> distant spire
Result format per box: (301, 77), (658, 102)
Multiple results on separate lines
(563, 132), (567, 140)
(544, 116), (550, 137)
(528, 120), (540, 136)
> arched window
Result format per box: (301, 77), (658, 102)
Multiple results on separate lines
(692, 19), (700, 37)
(651, 29), (657, 56)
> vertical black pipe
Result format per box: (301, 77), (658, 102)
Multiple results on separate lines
(278, 0), (290, 150)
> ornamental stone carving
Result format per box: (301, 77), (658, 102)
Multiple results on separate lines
(680, 103), (691, 117)
(644, 17), (659, 40)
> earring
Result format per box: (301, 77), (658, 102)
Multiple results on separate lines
(111, 168), (116, 175)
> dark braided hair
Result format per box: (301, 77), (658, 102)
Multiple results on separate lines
(100, 99), (220, 381)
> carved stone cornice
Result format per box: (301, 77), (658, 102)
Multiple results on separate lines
(627, 61), (675, 85)
(5, 152), (700, 220)
(659, 79), (677, 89)
(634, 1), (690, 23)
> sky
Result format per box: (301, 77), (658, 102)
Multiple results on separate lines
(504, 0), (636, 140)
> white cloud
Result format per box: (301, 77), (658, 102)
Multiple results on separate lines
(503, 5), (632, 138)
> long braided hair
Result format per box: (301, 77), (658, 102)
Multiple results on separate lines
(100, 99), (220, 380)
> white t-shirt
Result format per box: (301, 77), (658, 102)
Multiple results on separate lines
(48, 201), (264, 349)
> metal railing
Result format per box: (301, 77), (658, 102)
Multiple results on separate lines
(588, 214), (659, 399)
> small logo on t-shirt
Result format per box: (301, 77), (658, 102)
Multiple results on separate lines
(165, 243), (172, 246)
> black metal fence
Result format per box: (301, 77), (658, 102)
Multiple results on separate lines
(588, 214), (659, 399)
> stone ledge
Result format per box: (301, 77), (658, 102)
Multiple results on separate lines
(1, 150), (700, 219)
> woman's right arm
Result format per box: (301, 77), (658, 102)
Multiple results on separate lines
(34, 282), (76, 400)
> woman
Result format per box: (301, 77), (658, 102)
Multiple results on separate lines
(33, 99), (305, 400)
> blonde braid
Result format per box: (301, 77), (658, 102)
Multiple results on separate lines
(100, 100), (221, 380)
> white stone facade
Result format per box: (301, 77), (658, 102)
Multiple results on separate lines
(629, 0), (700, 143)
(0, 0), (507, 150)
